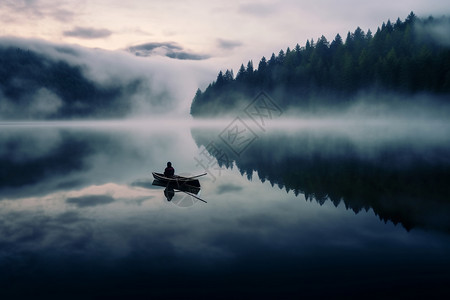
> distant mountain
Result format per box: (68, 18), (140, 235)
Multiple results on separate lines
(190, 12), (450, 116)
(0, 45), (126, 119)
(0, 39), (180, 120)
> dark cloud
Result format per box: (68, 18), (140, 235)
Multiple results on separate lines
(165, 51), (210, 60)
(127, 41), (210, 60)
(54, 211), (84, 224)
(63, 26), (113, 39)
(129, 42), (183, 52)
(56, 179), (85, 190)
(66, 195), (115, 208)
(216, 183), (243, 194)
(217, 38), (243, 50)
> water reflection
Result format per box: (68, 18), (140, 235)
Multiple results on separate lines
(192, 123), (450, 233)
(1, 122), (450, 298)
(152, 178), (203, 204)
(0, 126), (198, 200)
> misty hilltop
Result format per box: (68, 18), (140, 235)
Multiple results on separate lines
(190, 13), (450, 117)
(0, 38), (204, 120)
(0, 46), (125, 119)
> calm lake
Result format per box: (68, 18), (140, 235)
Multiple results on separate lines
(1, 119), (450, 298)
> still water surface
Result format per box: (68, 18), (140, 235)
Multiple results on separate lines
(1, 120), (450, 298)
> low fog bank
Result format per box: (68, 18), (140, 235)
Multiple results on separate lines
(415, 15), (450, 47)
(190, 90), (450, 125)
(281, 92), (450, 121)
(0, 37), (216, 120)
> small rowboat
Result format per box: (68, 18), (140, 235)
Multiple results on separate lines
(152, 172), (207, 203)
(152, 172), (201, 188)
(152, 179), (201, 195)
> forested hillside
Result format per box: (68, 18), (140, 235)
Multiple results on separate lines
(0, 47), (134, 119)
(191, 12), (450, 116)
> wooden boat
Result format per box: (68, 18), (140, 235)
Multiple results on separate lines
(152, 172), (201, 188)
(151, 179), (201, 195)
(152, 172), (207, 203)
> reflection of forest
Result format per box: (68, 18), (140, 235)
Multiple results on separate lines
(192, 128), (450, 233)
(0, 129), (145, 200)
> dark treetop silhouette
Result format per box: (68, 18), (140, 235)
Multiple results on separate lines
(191, 12), (450, 116)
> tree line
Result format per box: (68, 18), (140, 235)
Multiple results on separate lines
(191, 12), (450, 116)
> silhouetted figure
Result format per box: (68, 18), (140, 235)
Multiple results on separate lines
(164, 186), (175, 201)
(164, 161), (175, 177)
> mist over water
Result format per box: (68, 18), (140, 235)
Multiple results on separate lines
(1, 36), (450, 298)
(1, 113), (450, 298)
(2, 8), (450, 298)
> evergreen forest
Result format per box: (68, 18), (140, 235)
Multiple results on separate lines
(190, 12), (450, 116)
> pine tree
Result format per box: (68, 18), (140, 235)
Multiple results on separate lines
(224, 69), (234, 82)
(216, 70), (224, 87)
(236, 64), (246, 81)
(246, 60), (254, 74)
(190, 12), (450, 117)
(277, 50), (285, 64)
(258, 56), (267, 72)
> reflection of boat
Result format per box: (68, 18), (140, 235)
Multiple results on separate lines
(164, 188), (175, 201)
(151, 179), (201, 195)
(152, 172), (201, 188)
(151, 172), (207, 203)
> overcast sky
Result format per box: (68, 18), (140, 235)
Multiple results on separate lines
(1, 0), (449, 71)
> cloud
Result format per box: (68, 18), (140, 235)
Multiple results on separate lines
(66, 195), (116, 207)
(63, 26), (113, 39)
(217, 38), (243, 50)
(0, 36), (217, 118)
(166, 51), (209, 60)
(129, 42), (183, 52)
(131, 179), (158, 189)
(127, 41), (210, 60)
(0, 0), (76, 22)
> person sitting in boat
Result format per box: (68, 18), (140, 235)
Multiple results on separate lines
(164, 161), (175, 177)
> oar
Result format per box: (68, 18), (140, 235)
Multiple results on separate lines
(175, 189), (207, 203)
(153, 172), (206, 181)
(183, 173), (207, 180)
